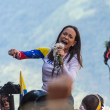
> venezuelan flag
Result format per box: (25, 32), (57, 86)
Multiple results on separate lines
(18, 47), (50, 59)
(20, 71), (27, 99)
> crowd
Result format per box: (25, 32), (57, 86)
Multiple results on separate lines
(0, 76), (104, 110)
(18, 74), (104, 110)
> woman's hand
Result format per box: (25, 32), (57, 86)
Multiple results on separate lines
(8, 49), (18, 58)
(57, 46), (64, 59)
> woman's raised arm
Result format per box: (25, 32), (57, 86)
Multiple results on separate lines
(8, 47), (50, 60)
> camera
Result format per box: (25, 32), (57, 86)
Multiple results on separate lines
(0, 82), (21, 110)
(0, 82), (20, 94)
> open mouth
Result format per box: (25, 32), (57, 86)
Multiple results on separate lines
(61, 41), (68, 45)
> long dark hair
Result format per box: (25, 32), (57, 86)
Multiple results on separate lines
(48, 25), (83, 67)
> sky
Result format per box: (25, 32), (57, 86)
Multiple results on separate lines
(0, 0), (110, 109)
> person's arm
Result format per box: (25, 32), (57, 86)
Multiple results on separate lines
(63, 56), (80, 82)
(56, 47), (80, 82)
(47, 74), (73, 110)
(8, 47), (50, 60)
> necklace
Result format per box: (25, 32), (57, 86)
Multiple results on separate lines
(63, 53), (68, 61)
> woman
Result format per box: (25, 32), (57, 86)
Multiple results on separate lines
(8, 25), (83, 106)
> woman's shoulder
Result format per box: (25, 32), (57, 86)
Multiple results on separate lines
(35, 47), (51, 57)
(68, 54), (79, 63)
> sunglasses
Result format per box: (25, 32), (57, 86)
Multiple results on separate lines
(2, 99), (9, 103)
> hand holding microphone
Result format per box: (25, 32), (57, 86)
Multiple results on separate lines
(57, 46), (64, 60)
(53, 42), (65, 68)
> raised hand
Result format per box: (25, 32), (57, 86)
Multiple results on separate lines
(8, 49), (18, 58)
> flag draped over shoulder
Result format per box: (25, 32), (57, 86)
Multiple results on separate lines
(20, 71), (27, 99)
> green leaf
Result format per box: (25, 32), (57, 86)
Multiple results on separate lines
(105, 41), (109, 47)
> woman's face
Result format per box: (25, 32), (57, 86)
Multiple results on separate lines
(58, 27), (77, 53)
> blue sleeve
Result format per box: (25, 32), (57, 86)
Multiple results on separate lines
(21, 50), (44, 59)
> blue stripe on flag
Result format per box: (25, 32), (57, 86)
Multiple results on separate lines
(23, 89), (27, 95)
(20, 94), (23, 99)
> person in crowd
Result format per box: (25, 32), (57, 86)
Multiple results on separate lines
(0, 94), (10, 110)
(77, 94), (104, 110)
(8, 25), (83, 107)
(19, 90), (47, 110)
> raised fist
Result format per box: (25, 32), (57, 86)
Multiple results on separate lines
(8, 49), (18, 58)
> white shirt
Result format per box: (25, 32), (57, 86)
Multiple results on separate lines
(42, 53), (80, 91)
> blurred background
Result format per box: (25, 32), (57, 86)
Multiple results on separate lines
(0, 0), (110, 109)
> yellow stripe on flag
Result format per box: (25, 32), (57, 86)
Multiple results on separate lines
(20, 71), (27, 98)
(36, 47), (50, 57)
